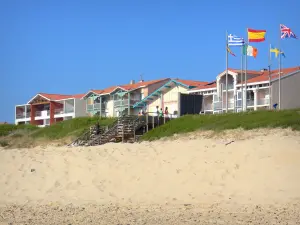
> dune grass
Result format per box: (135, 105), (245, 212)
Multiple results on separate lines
(30, 117), (116, 140)
(141, 109), (300, 141)
(0, 117), (116, 148)
(0, 124), (38, 137)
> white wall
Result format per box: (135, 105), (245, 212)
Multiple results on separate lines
(74, 98), (87, 117)
(148, 85), (188, 115)
(106, 97), (114, 117)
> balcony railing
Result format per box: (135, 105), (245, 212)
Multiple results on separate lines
(203, 103), (213, 111)
(247, 99), (254, 106)
(221, 83), (234, 90)
(54, 108), (64, 115)
(114, 99), (140, 107)
(87, 104), (106, 111)
(257, 98), (269, 105)
(16, 112), (30, 119)
(213, 101), (222, 110)
(35, 110), (49, 117)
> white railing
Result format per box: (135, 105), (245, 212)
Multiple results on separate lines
(221, 83), (234, 90)
(16, 112), (30, 119)
(86, 104), (105, 111)
(203, 103), (213, 111)
(114, 99), (140, 107)
(35, 110), (49, 117)
(247, 99), (254, 106)
(213, 101), (222, 110)
(54, 108), (64, 115)
(257, 98), (270, 105)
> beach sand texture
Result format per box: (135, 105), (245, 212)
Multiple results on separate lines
(0, 128), (300, 224)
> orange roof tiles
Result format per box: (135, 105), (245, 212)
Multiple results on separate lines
(119, 78), (169, 91)
(245, 66), (300, 84)
(192, 66), (300, 91)
(175, 79), (209, 87)
(36, 93), (85, 101)
(86, 79), (170, 97)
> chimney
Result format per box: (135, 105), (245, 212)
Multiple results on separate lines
(130, 80), (135, 84)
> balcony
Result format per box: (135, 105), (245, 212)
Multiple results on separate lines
(87, 103), (106, 111)
(114, 99), (140, 107)
(54, 108), (64, 115)
(221, 83), (234, 90)
(247, 99), (254, 106)
(16, 112), (30, 119)
(35, 110), (49, 117)
(203, 103), (213, 111)
(257, 98), (269, 105)
(213, 101), (222, 110)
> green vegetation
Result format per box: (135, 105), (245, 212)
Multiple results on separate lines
(0, 116), (116, 148)
(0, 124), (38, 137)
(31, 117), (116, 140)
(141, 109), (300, 141)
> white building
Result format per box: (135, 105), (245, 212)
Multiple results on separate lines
(187, 66), (300, 114)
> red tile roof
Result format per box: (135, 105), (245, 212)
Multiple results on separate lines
(86, 79), (170, 97)
(245, 66), (300, 84)
(34, 93), (85, 101)
(119, 78), (169, 91)
(192, 66), (300, 91)
(175, 79), (209, 87)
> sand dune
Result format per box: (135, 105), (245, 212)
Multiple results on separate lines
(0, 128), (300, 224)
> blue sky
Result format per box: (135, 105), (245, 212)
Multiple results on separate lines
(1, 0), (299, 122)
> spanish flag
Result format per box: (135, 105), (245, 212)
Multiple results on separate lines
(247, 28), (266, 42)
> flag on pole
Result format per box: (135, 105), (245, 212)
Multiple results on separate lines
(227, 46), (236, 56)
(280, 24), (297, 39)
(243, 44), (257, 58)
(228, 34), (244, 46)
(270, 46), (285, 58)
(247, 28), (266, 42)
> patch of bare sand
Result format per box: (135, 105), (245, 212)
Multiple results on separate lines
(0, 128), (300, 224)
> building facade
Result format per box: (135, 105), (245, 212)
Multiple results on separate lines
(15, 93), (86, 127)
(187, 67), (300, 114)
(82, 79), (170, 117)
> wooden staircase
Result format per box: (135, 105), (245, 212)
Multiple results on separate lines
(68, 115), (147, 147)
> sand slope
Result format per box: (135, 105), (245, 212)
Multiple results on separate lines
(0, 129), (300, 224)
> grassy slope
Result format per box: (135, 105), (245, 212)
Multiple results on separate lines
(0, 117), (116, 147)
(31, 117), (115, 139)
(141, 109), (300, 141)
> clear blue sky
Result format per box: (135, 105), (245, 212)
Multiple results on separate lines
(1, 0), (299, 123)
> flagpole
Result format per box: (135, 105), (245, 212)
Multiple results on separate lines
(240, 46), (244, 112)
(245, 28), (248, 112)
(278, 24), (281, 110)
(268, 43), (272, 110)
(226, 30), (228, 113)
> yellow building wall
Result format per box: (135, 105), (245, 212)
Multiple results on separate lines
(148, 85), (188, 115)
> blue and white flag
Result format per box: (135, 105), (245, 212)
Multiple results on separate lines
(228, 34), (244, 46)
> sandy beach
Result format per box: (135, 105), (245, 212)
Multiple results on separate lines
(1, 128), (300, 224)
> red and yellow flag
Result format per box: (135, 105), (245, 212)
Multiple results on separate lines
(227, 46), (236, 57)
(247, 28), (266, 42)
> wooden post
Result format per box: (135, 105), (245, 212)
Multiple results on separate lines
(152, 115), (155, 129)
(133, 123), (136, 142)
(100, 96), (102, 117)
(128, 92), (130, 115)
(146, 114), (149, 132)
(122, 123), (124, 143)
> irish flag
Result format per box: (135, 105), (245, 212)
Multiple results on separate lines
(247, 28), (266, 42)
(243, 44), (258, 58)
